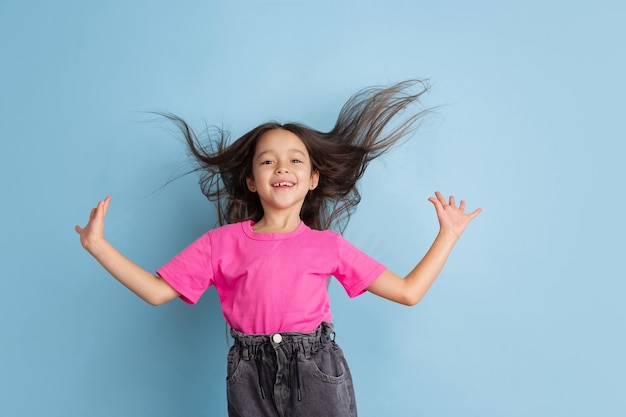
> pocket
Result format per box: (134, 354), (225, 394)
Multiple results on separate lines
(297, 342), (355, 415)
(306, 342), (347, 384)
(226, 346), (244, 384)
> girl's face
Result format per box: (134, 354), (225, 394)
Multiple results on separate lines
(246, 128), (319, 215)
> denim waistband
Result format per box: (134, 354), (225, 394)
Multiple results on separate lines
(230, 322), (335, 361)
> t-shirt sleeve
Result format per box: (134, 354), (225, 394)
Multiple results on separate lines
(156, 232), (214, 304)
(334, 234), (387, 298)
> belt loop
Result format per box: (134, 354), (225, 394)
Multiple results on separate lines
(302, 338), (311, 359)
(242, 344), (251, 361)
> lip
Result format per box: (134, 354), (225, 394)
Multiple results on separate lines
(271, 181), (295, 188)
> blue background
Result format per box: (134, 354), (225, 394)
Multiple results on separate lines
(1, 1), (625, 416)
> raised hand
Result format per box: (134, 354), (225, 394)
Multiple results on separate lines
(74, 196), (180, 304)
(428, 191), (481, 239)
(75, 196), (112, 251)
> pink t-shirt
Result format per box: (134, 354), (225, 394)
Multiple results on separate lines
(157, 220), (386, 334)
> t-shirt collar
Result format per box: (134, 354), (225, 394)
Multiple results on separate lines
(242, 219), (309, 240)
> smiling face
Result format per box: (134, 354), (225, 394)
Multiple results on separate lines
(246, 128), (319, 217)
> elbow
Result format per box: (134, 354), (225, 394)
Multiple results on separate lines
(143, 296), (165, 306)
(142, 291), (175, 306)
(401, 293), (424, 307)
(145, 298), (165, 307)
(142, 276), (179, 306)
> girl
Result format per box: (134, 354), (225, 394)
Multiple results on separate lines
(76, 80), (481, 417)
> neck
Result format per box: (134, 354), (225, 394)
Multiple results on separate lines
(252, 211), (302, 233)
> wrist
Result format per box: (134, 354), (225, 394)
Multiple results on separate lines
(436, 228), (460, 244)
(84, 236), (108, 255)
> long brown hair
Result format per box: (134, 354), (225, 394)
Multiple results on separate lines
(162, 79), (431, 231)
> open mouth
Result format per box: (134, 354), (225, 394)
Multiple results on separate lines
(272, 182), (295, 187)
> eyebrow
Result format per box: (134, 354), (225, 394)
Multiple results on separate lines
(255, 148), (307, 160)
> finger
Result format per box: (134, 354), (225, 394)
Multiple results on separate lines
(468, 207), (482, 220)
(75, 225), (82, 234)
(449, 195), (456, 207)
(95, 201), (104, 217)
(428, 196), (444, 212)
(459, 200), (466, 211)
(94, 199), (107, 218)
(435, 191), (447, 205)
(101, 196), (112, 216)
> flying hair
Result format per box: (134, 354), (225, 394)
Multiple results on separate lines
(161, 79), (431, 232)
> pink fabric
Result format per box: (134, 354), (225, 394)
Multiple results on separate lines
(157, 220), (386, 334)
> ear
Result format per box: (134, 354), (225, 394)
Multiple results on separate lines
(309, 169), (320, 190)
(246, 177), (256, 192)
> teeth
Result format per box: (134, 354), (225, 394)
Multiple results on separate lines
(273, 182), (294, 187)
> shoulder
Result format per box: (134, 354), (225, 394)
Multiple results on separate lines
(209, 220), (249, 237)
(301, 224), (341, 240)
(300, 222), (341, 238)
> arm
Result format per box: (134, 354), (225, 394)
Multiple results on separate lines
(75, 196), (180, 306)
(366, 191), (481, 306)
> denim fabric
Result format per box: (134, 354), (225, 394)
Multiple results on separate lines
(226, 322), (357, 417)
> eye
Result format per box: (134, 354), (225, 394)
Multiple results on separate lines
(261, 160), (274, 165)
(291, 159), (302, 164)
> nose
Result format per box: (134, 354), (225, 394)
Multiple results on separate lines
(276, 165), (289, 173)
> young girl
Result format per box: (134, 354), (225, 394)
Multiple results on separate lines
(76, 80), (481, 417)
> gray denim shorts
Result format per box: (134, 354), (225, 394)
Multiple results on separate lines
(226, 322), (357, 417)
